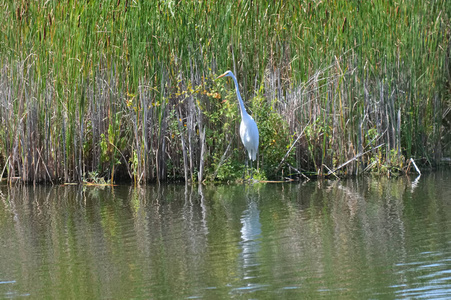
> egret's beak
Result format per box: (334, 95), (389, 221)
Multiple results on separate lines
(216, 72), (227, 80)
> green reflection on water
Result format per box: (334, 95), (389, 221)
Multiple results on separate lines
(1, 171), (451, 299)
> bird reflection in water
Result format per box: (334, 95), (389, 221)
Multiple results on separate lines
(239, 198), (262, 282)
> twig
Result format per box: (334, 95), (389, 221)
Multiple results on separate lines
(198, 126), (206, 183)
(109, 142), (132, 179)
(177, 107), (189, 181)
(410, 158), (421, 175)
(34, 148), (42, 185)
(322, 164), (340, 180)
(213, 140), (232, 180)
(275, 128), (306, 173)
(0, 155), (10, 182)
(286, 163), (310, 181)
(363, 160), (377, 173)
(36, 148), (54, 185)
(328, 144), (384, 175)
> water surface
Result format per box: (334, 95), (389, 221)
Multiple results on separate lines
(1, 171), (451, 299)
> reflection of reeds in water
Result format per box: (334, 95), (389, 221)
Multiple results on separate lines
(0, 1), (449, 183)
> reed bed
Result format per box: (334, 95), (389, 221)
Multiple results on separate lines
(0, 0), (450, 183)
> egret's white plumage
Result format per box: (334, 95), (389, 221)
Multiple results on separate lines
(217, 70), (259, 162)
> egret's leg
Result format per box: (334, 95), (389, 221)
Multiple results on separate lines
(250, 159), (254, 179)
(243, 156), (248, 179)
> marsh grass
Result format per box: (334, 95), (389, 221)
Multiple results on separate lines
(0, 1), (450, 183)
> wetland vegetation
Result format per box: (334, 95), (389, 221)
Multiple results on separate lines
(0, 1), (450, 184)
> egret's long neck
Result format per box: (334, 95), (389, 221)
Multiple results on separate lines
(231, 75), (247, 117)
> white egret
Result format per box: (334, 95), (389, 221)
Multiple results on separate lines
(217, 70), (259, 178)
